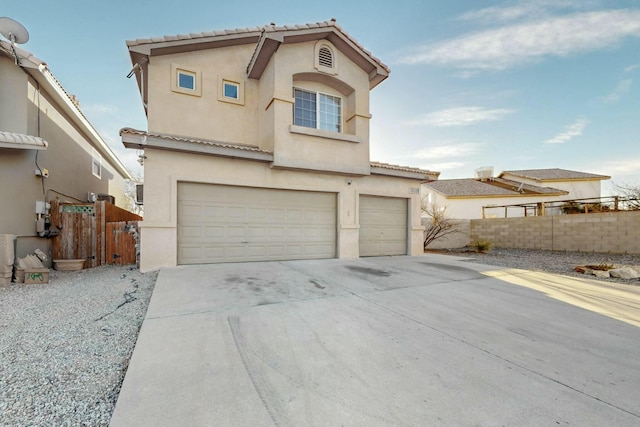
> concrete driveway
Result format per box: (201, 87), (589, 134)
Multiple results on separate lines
(110, 254), (640, 426)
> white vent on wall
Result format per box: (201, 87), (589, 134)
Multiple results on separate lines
(318, 46), (333, 68)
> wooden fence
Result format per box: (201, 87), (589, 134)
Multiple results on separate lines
(50, 200), (142, 268)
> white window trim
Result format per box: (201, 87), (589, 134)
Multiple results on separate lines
(171, 64), (202, 97)
(293, 87), (343, 133)
(91, 148), (102, 179)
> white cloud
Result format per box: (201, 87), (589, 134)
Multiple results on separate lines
(400, 10), (640, 70)
(82, 104), (118, 115)
(545, 119), (589, 144)
(600, 79), (632, 103)
(624, 64), (640, 73)
(601, 158), (640, 175)
(459, 0), (585, 23)
(414, 142), (483, 159)
(407, 107), (514, 127)
(426, 162), (465, 171)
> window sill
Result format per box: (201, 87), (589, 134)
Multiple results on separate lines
(289, 125), (361, 143)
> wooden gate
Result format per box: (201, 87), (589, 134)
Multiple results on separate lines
(106, 221), (138, 265)
(51, 203), (99, 268)
(51, 200), (142, 268)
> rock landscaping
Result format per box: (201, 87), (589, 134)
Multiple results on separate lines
(0, 265), (157, 426)
(435, 247), (640, 286)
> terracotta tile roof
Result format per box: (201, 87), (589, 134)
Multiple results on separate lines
(119, 128), (273, 154)
(0, 130), (48, 149)
(126, 28), (263, 46)
(370, 161), (439, 178)
(425, 178), (567, 197)
(501, 168), (610, 181)
(126, 19), (389, 74)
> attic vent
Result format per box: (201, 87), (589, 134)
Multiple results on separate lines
(318, 46), (333, 68)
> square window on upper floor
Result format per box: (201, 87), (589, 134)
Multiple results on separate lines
(171, 64), (202, 96)
(218, 77), (244, 105)
(223, 81), (239, 99)
(178, 72), (195, 90)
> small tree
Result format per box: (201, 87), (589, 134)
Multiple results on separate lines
(124, 177), (144, 216)
(422, 201), (462, 249)
(613, 182), (640, 210)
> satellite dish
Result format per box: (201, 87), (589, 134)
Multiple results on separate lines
(0, 17), (29, 44)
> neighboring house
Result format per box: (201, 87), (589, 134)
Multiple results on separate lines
(422, 168), (610, 220)
(0, 39), (133, 261)
(498, 169), (610, 200)
(121, 19), (439, 271)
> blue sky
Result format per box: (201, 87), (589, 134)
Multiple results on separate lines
(4, 0), (639, 193)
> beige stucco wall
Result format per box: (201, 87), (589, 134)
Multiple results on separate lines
(139, 148), (424, 271)
(0, 56), (28, 134)
(148, 44), (260, 145)
(146, 40), (372, 175)
(470, 211), (640, 254)
(0, 64), (128, 260)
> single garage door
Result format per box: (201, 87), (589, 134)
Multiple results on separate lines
(359, 195), (407, 257)
(177, 183), (336, 264)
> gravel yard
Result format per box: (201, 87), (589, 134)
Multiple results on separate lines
(0, 265), (157, 427)
(437, 247), (640, 286)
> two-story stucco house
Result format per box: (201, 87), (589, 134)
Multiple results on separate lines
(121, 20), (439, 271)
(0, 38), (132, 261)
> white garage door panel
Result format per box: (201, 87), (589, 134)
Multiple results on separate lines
(359, 195), (408, 257)
(177, 183), (336, 264)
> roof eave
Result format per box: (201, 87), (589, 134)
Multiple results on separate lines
(435, 191), (569, 199)
(121, 129), (274, 163)
(127, 31), (262, 56)
(370, 166), (438, 181)
(247, 33), (283, 79)
(538, 177), (611, 182)
(499, 171), (611, 182)
(0, 40), (44, 69)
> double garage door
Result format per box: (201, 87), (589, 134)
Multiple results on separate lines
(178, 183), (337, 264)
(177, 183), (408, 264)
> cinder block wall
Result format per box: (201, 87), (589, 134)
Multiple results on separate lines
(470, 211), (640, 254)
